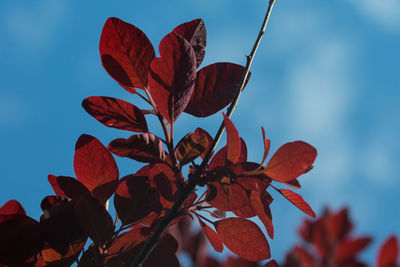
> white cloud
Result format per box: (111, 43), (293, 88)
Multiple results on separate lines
(1, 0), (68, 52)
(286, 40), (356, 138)
(348, 0), (400, 31)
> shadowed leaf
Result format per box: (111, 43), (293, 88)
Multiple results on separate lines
(215, 218), (270, 261)
(148, 33), (197, 124)
(172, 18), (206, 67)
(114, 175), (161, 225)
(100, 17), (155, 92)
(40, 196), (86, 256)
(74, 193), (114, 247)
(185, 63), (248, 117)
(0, 214), (43, 265)
(47, 175), (91, 201)
(82, 96), (148, 132)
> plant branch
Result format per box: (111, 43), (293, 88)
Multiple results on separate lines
(130, 1), (276, 266)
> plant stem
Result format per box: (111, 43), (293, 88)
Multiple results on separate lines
(130, 1), (276, 266)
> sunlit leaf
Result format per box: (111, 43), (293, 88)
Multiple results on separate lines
(175, 128), (212, 165)
(0, 200), (26, 216)
(82, 96), (148, 132)
(74, 134), (119, 204)
(264, 141), (317, 182)
(148, 33), (197, 124)
(215, 218), (270, 261)
(278, 189), (315, 217)
(100, 17), (155, 92)
(250, 191), (274, 239)
(108, 133), (166, 163)
(377, 235), (399, 267)
(198, 217), (223, 253)
(260, 127), (271, 166)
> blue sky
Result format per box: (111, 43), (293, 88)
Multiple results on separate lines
(1, 0), (399, 264)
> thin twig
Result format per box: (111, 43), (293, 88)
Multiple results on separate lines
(130, 1), (276, 266)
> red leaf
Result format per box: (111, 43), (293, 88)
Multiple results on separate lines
(326, 208), (353, 243)
(293, 246), (316, 267)
(99, 17), (155, 92)
(335, 237), (372, 263)
(175, 128), (212, 165)
(136, 163), (177, 208)
(106, 226), (152, 263)
(74, 193), (114, 247)
(198, 217), (224, 253)
(0, 214), (43, 265)
(250, 191), (274, 239)
(74, 134), (119, 204)
(223, 114), (241, 164)
(206, 179), (252, 212)
(172, 19), (206, 67)
(377, 235), (399, 267)
(114, 175), (161, 225)
(47, 175), (91, 201)
(41, 240), (86, 266)
(215, 218), (270, 261)
(39, 196), (86, 262)
(260, 127), (271, 166)
(263, 259), (280, 267)
(108, 133), (166, 163)
(223, 256), (260, 267)
(185, 63), (247, 117)
(82, 96), (148, 132)
(278, 189), (316, 217)
(148, 33), (197, 124)
(0, 200), (26, 216)
(208, 138), (247, 169)
(264, 141), (317, 182)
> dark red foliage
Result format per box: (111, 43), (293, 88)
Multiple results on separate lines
(282, 208), (372, 267)
(184, 63), (248, 117)
(82, 96), (148, 132)
(171, 19), (206, 67)
(99, 17), (155, 92)
(376, 235), (399, 267)
(0, 16), (323, 267)
(74, 134), (119, 204)
(114, 174), (162, 225)
(108, 133), (166, 163)
(148, 33), (197, 124)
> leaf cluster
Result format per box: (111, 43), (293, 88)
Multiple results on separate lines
(0, 16), (318, 267)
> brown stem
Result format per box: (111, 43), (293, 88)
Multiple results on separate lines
(130, 1), (276, 266)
